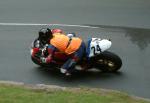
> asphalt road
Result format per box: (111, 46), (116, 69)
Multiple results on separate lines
(0, 0), (150, 99)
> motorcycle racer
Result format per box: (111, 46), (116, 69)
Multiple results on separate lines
(31, 28), (122, 75)
(31, 28), (64, 60)
(40, 32), (86, 76)
(31, 28), (86, 76)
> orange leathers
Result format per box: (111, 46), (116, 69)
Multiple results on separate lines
(50, 33), (82, 55)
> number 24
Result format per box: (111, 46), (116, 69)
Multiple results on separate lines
(91, 45), (101, 55)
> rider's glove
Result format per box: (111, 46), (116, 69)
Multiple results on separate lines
(40, 57), (47, 63)
(40, 55), (52, 63)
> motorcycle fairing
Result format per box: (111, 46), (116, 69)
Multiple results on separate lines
(86, 38), (112, 58)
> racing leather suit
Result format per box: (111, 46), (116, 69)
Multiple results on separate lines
(45, 33), (86, 73)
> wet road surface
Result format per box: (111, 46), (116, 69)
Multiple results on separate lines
(0, 0), (150, 29)
(0, 0), (150, 99)
(0, 25), (150, 98)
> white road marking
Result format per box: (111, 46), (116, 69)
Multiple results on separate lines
(0, 23), (99, 28)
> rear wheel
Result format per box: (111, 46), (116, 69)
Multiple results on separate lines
(93, 51), (122, 72)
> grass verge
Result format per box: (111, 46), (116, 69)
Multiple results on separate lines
(0, 82), (149, 103)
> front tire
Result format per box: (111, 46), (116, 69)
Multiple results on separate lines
(93, 51), (122, 72)
(31, 56), (43, 66)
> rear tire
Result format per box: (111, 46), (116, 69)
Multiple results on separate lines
(93, 51), (122, 72)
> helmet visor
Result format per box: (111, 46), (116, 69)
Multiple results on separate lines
(39, 32), (49, 42)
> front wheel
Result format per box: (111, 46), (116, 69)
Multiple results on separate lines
(93, 51), (122, 72)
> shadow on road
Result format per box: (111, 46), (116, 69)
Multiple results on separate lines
(34, 66), (123, 81)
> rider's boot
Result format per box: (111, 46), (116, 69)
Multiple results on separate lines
(60, 68), (72, 76)
(60, 68), (67, 74)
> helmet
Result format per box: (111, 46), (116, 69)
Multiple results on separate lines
(38, 28), (52, 44)
(51, 28), (63, 34)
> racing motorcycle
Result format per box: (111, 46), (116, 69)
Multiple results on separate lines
(30, 38), (122, 73)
